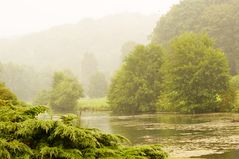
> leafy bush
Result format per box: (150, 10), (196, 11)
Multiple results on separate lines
(108, 44), (164, 114)
(0, 85), (168, 159)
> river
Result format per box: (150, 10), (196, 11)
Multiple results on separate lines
(80, 112), (239, 158)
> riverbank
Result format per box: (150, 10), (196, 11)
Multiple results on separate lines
(77, 97), (110, 111)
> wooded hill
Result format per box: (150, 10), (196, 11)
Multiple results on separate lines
(0, 13), (158, 76)
(152, 0), (239, 74)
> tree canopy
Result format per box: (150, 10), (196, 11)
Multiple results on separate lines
(152, 0), (239, 74)
(158, 33), (231, 113)
(49, 71), (83, 113)
(108, 44), (164, 114)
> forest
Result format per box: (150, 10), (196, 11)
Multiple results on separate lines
(0, 0), (239, 158)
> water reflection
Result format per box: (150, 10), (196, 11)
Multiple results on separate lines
(80, 112), (239, 158)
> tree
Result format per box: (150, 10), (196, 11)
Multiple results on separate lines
(230, 75), (239, 112)
(158, 33), (231, 113)
(88, 72), (108, 98)
(49, 71), (83, 113)
(152, 0), (239, 74)
(108, 44), (164, 114)
(0, 85), (168, 159)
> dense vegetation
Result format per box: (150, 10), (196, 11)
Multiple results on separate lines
(108, 33), (234, 114)
(1, 1), (239, 158)
(158, 33), (232, 113)
(0, 83), (17, 103)
(108, 0), (239, 115)
(49, 71), (83, 113)
(108, 44), (164, 114)
(35, 71), (83, 113)
(152, 0), (239, 75)
(0, 83), (168, 159)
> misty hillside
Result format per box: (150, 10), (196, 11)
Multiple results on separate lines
(0, 13), (159, 76)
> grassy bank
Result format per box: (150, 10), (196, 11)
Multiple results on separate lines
(77, 97), (110, 111)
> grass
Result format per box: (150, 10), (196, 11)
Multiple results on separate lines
(77, 97), (110, 111)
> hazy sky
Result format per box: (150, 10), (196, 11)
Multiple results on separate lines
(0, 0), (180, 38)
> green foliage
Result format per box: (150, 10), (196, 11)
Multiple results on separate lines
(231, 75), (239, 90)
(0, 88), (168, 159)
(108, 44), (164, 114)
(158, 33), (231, 113)
(88, 72), (108, 98)
(0, 83), (17, 104)
(49, 71), (83, 113)
(230, 75), (239, 112)
(152, 0), (239, 74)
(0, 139), (33, 159)
(60, 114), (78, 126)
(121, 145), (167, 159)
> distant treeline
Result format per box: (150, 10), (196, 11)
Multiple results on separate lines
(152, 0), (239, 74)
(0, 60), (108, 101)
(0, 63), (52, 101)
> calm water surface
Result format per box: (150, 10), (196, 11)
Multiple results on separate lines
(80, 112), (239, 158)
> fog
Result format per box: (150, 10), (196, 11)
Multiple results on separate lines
(0, 0), (180, 38)
(1, 0), (239, 159)
(0, 1), (180, 101)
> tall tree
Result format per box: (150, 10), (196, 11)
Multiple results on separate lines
(158, 33), (231, 113)
(49, 71), (83, 113)
(108, 44), (164, 114)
